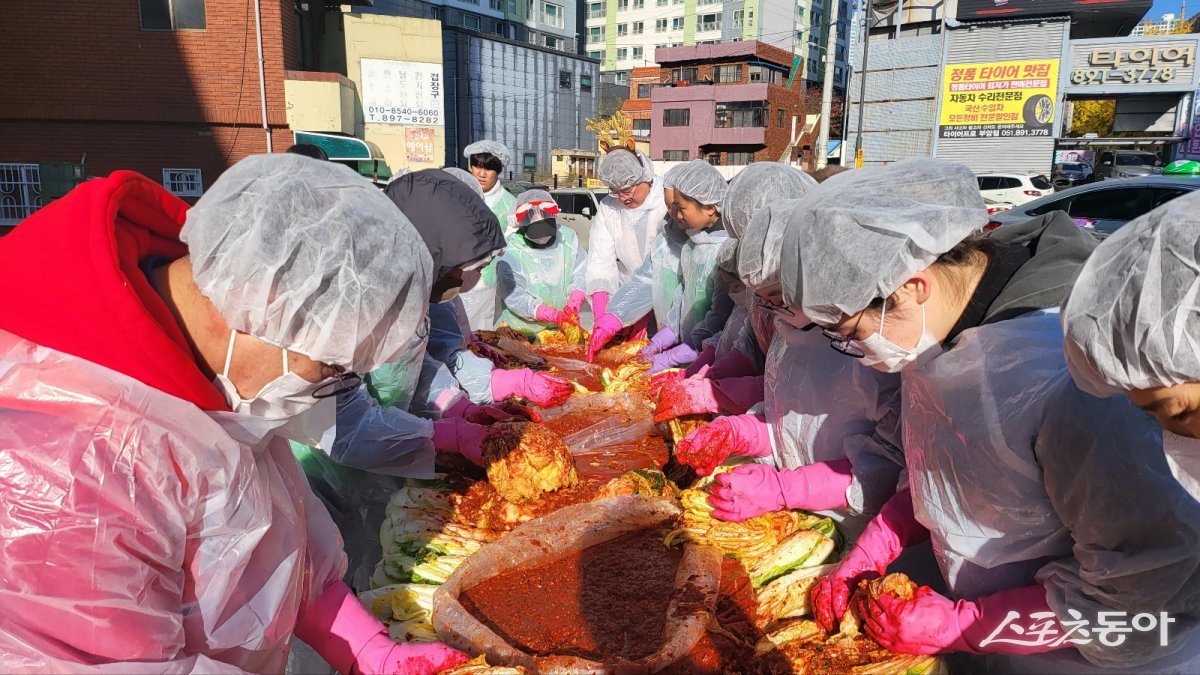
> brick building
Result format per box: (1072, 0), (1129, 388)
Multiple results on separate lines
(621, 66), (660, 155)
(649, 42), (806, 165)
(0, 0), (331, 223)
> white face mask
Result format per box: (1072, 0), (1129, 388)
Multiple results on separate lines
(685, 227), (717, 244)
(858, 302), (941, 373)
(213, 329), (329, 420)
(1163, 429), (1200, 500)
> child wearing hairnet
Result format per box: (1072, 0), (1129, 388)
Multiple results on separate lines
(459, 140), (518, 330)
(496, 190), (588, 337)
(588, 160), (730, 373)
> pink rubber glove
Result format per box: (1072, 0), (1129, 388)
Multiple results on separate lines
(641, 327), (679, 358)
(811, 490), (929, 632)
(587, 313), (623, 362)
(683, 345), (718, 377)
(705, 349), (757, 380)
(490, 367), (574, 407)
(653, 376), (765, 423)
(564, 290), (587, 323)
(443, 396), (540, 424)
(294, 581), (469, 675)
(648, 343), (699, 374)
(674, 413), (773, 476)
(856, 584), (1065, 656)
(431, 417), (491, 465)
(535, 304), (570, 328)
(590, 290), (610, 317)
(708, 459), (853, 522)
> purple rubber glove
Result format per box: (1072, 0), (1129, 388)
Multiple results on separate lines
(705, 349), (757, 380)
(535, 304), (570, 328)
(683, 345), (718, 377)
(587, 312), (623, 362)
(564, 289), (587, 323)
(442, 396), (540, 424)
(674, 413), (773, 476)
(811, 490), (929, 632)
(856, 584), (1065, 656)
(590, 290), (610, 317)
(431, 417), (491, 465)
(648, 343), (699, 374)
(641, 327), (679, 358)
(293, 581), (469, 675)
(653, 376), (765, 422)
(708, 460), (854, 522)
(490, 367), (574, 407)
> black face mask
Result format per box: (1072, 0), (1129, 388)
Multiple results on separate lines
(521, 217), (558, 249)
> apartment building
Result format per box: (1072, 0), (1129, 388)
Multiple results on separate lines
(370, 0), (580, 53)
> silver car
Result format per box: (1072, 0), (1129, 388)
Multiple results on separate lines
(1093, 150), (1162, 181)
(987, 176), (1200, 236)
(549, 187), (608, 250)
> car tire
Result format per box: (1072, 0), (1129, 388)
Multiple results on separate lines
(1022, 94), (1054, 128)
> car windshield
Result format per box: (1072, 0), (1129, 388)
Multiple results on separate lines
(1116, 153), (1156, 166)
(1030, 175), (1053, 189)
(1061, 163), (1083, 172)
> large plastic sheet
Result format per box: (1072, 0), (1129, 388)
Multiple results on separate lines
(432, 496), (722, 673)
(540, 393), (655, 455)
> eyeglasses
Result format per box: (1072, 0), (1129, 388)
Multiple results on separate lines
(821, 312), (866, 359)
(313, 369), (363, 399)
(613, 183), (646, 199)
(759, 297), (794, 317)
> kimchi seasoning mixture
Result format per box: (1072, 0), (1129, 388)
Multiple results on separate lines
(459, 528), (683, 661)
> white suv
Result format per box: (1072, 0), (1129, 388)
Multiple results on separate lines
(976, 172), (1055, 206)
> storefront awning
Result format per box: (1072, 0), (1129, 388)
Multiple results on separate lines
(292, 131), (393, 182)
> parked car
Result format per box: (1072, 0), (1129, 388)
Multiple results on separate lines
(501, 180), (550, 196)
(983, 197), (1015, 216)
(986, 175), (1200, 236)
(548, 187), (608, 250)
(976, 172), (1055, 206)
(1053, 162), (1093, 187)
(1093, 150), (1162, 181)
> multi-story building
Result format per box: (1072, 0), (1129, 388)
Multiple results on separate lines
(621, 66), (662, 154)
(370, 0), (579, 54)
(1131, 13), (1185, 36)
(649, 42), (806, 164)
(586, 0), (849, 93)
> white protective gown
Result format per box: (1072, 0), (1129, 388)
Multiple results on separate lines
(585, 178), (669, 296)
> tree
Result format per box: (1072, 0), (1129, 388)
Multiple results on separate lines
(1143, 17), (1195, 35)
(1071, 99), (1116, 137)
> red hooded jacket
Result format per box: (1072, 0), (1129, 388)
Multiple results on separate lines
(0, 171), (227, 411)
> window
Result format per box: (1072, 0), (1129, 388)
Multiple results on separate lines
(663, 108), (690, 126)
(140, 0), (206, 30)
(560, 70), (573, 89)
(672, 66), (697, 82)
(618, 0), (629, 9)
(671, 17), (684, 29)
(588, 1), (604, 18)
(713, 64), (742, 83)
(977, 176), (1001, 191)
(697, 12), (720, 31)
(749, 65), (782, 85)
(617, 23), (628, 37)
(589, 50), (603, 60)
(637, 83), (656, 98)
(656, 18), (668, 31)
(727, 151), (755, 164)
(581, 74), (593, 90)
(614, 71), (628, 84)
(617, 47), (629, 60)
(542, 2), (564, 28)
(632, 118), (651, 136)
(733, 9), (743, 28)
(490, 0), (503, 9)
(523, 153), (538, 170)
(632, 21), (644, 34)
(706, 153), (721, 165)
(543, 34), (563, 50)
(632, 46), (643, 59)
(634, 0), (645, 8)
(796, 6), (804, 18)
(1030, 175), (1053, 190)
(657, 0), (667, 5)
(664, 150), (690, 161)
(715, 100), (768, 127)
(493, 20), (505, 34)
(777, 109), (785, 127)
(589, 26), (604, 42)
(163, 168), (203, 197)
(462, 13), (481, 29)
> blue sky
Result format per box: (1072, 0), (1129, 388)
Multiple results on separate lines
(1147, 0), (1190, 21)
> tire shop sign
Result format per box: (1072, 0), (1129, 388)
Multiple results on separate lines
(938, 60), (1059, 139)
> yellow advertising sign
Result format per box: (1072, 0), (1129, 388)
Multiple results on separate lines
(939, 59), (1059, 139)
(585, 178), (606, 189)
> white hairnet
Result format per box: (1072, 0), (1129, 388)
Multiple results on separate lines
(737, 200), (794, 291)
(670, 159), (728, 206)
(463, 140), (511, 168)
(1063, 190), (1200, 396)
(182, 153), (434, 373)
(722, 163), (816, 238)
(442, 167), (485, 198)
(717, 238), (739, 275)
(515, 188), (555, 209)
(662, 162), (688, 191)
(779, 158), (988, 324)
(597, 148), (656, 190)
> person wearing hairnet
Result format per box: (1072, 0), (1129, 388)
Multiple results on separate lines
(586, 144), (669, 327)
(786, 159), (1200, 672)
(458, 141), (519, 330)
(590, 160), (728, 372)
(386, 170), (574, 411)
(0, 154), (468, 674)
(1063, 191), (1200, 500)
(495, 190), (589, 337)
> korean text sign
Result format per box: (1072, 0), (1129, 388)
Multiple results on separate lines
(939, 60), (1059, 139)
(361, 58), (444, 126)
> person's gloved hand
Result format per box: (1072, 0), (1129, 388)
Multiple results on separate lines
(491, 367), (574, 407)
(811, 490), (929, 632)
(648, 343), (700, 374)
(705, 350), (757, 380)
(587, 313), (623, 362)
(855, 584), (1061, 656)
(708, 460), (853, 522)
(674, 413), (772, 476)
(470, 337), (508, 367)
(431, 417), (491, 465)
(590, 290), (610, 318)
(653, 376), (765, 422)
(564, 289), (587, 324)
(443, 396), (540, 424)
(640, 327), (678, 358)
(683, 345), (718, 377)
(294, 581), (470, 675)
(647, 368), (686, 399)
(535, 304), (571, 329)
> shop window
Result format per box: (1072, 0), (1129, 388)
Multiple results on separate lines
(163, 168), (203, 197)
(140, 0), (206, 30)
(663, 108), (691, 127)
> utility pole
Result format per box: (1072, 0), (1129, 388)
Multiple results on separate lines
(816, 0), (840, 169)
(854, 0), (873, 168)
